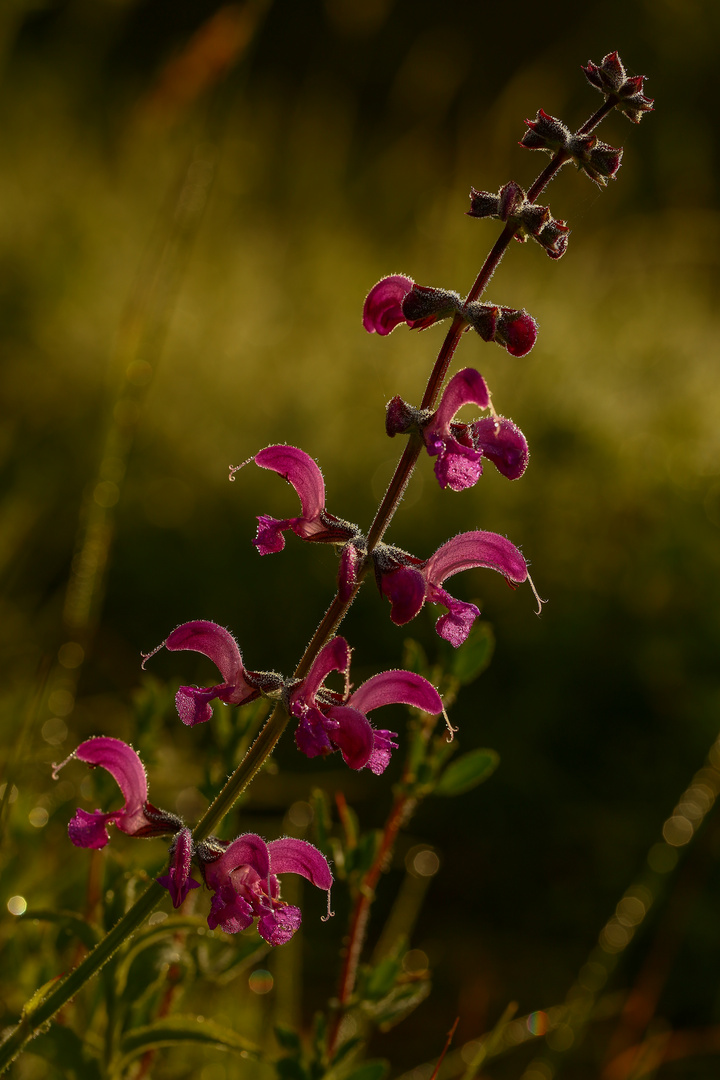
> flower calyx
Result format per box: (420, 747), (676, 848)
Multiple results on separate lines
(468, 181), (570, 260)
(520, 109), (623, 188)
(582, 51), (654, 123)
(463, 303), (538, 357)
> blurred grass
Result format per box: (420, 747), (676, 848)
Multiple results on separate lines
(1, 1), (720, 1076)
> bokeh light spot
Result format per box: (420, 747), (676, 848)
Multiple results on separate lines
(402, 948), (429, 973)
(7, 896), (27, 916)
(288, 801), (313, 828)
(28, 807), (49, 828)
(663, 814), (693, 847)
(48, 690), (74, 717)
(58, 642), (84, 668)
(93, 481), (120, 508)
(407, 846), (439, 877)
(42, 717), (68, 746)
(248, 969), (273, 995)
(526, 1011), (548, 1036)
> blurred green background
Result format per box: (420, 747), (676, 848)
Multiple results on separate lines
(2, 0), (720, 1076)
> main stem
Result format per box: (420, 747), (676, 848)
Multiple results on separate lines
(1, 95), (620, 1075)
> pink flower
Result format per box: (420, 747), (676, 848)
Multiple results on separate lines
(253, 445), (359, 555)
(289, 636), (442, 774)
(362, 275), (461, 335)
(53, 737), (181, 850)
(463, 303), (538, 357)
(376, 531), (529, 647)
(201, 833), (333, 945)
(422, 368), (528, 490)
(143, 620), (283, 727)
(157, 827), (201, 907)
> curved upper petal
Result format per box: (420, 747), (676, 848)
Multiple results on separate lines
(294, 636), (350, 708)
(267, 838), (333, 891)
(362, 275), (414, 335)
(324, 705), (374, 770)
(349, 670), (442, 717)
(430, 369), (490, 436)
(380, 565), (427, 626)
(75, 737), (148, 817)
(255, 445), (325, 521)
(164, 621), (245, 686)
(424, 531), (528, 587)
(204, 833), (271, 892)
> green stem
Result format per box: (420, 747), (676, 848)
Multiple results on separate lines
(0, 881), (165, 1073)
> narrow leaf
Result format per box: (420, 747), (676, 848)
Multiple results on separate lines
(434, 749), (499, 796)
(116, 1015), (261, 1073)
(450, 623), (495, 684)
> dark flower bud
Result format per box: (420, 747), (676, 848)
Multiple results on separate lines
(536, 219), (570, 259)
(568, 134), (623, 186)
(464, 302), (499, 343)
(582, 52), (654, 124)
(520, 109), (571, 154)
(519, 202), (551, 237)
(464, 303), (538, 357)
(385, 396), (429, 437)
(467, 188), (501, 219)
(496, 308), (538, 357)
(498, 180), (525, 220)
(402, 284), (462, 328)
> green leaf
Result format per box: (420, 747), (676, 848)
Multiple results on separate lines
(276, 1059), (309, 1080)
(364, 956), (401, 1001)
(23, 909), (102, 951)
(275, 1025), (302, 1053)
(450, 622), (495, 684)
(434, 749), (499, 796)
(115, 1015), (261, 1074)
(344, 1060), (389, 1080)
(330, 1034), (365, 1067)
(114, 915), (207, 995)
(373, 980), (432, 1030)
(26, 1024), (102, 1080)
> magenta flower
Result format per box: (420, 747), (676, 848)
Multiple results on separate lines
(253, 445), (359, 555)
(423, 368), (528, 490)
(289, 636), (442, 774)
(143, 620), (283, 727)
(376, 530), (529, 647)
(157, 827), (201, 908)
(53, 737), (181, 850)
(201, 833), (333, 945)
(362, 275), (461, 335)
